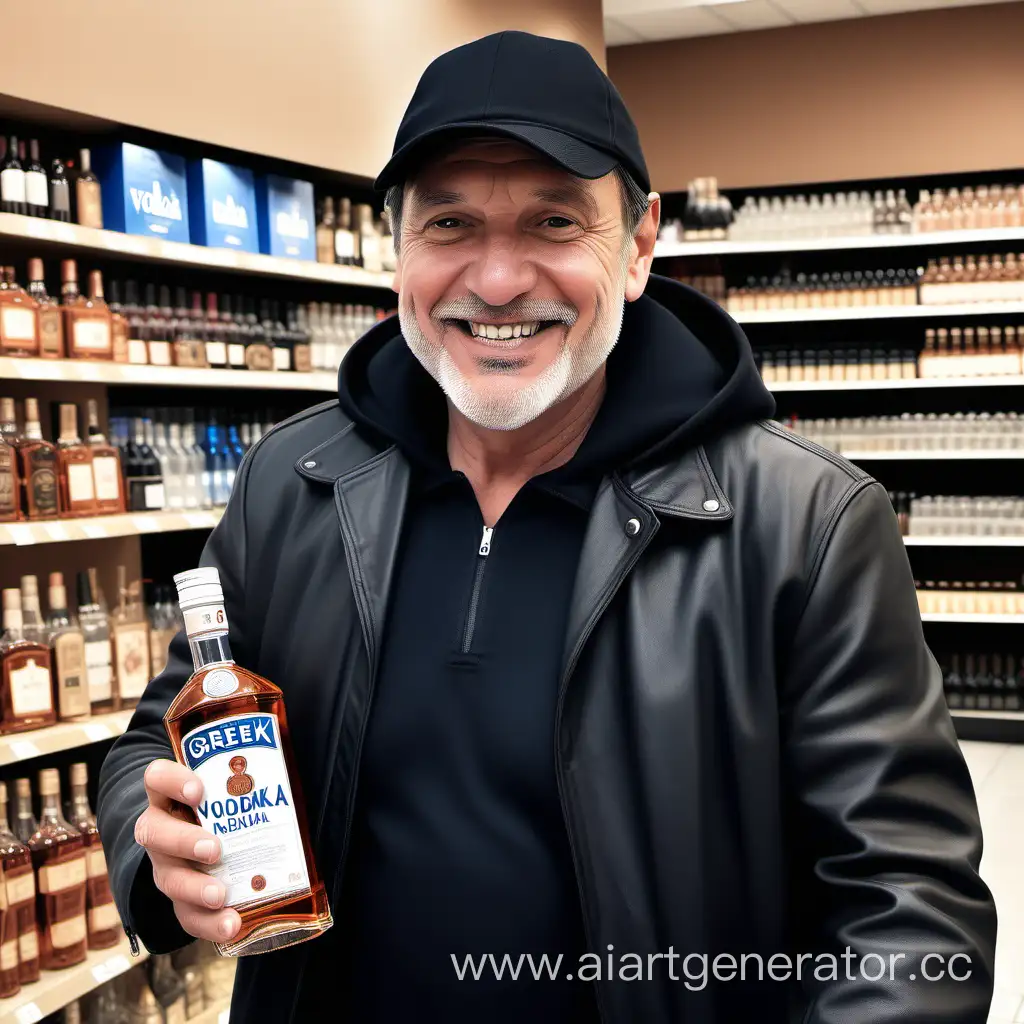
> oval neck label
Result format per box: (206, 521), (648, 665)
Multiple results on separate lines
(202, 669), (240, 698)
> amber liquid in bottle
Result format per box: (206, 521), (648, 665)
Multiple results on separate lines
(63, 261), (113, 361)
(27, 768), (87, 969)
(0, 266), (40, 357)
(56, 403), (97, 518)
(27, 258), (64, 359)
(163, 567), (332, 956)
(0, 397), (19, 523)
(86, 398), (125, 514)
(1, 588), (57, 734)
(2, 781), (40, 984)
(15, 397), (58, 520)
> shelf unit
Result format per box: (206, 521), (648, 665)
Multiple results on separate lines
(952, 709), (1024, 743)
(904, 536), (1024, 547)
(840, 450), (1024, 461)
(769, 375), (1024, 393)
(0, 509), (224, 547)
(920, 613), (1023, 624)
(0, 710), (134, 766)
(0, 212), (394, 289)
(732, 302), (1024, 324)
(653, 226), (1024, 259)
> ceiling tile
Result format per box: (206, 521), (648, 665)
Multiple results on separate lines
(603, 16), (647, 44)
(622, 5), (735, 41)
(713, 0), (796, 30)
(772, 0), (866, 21)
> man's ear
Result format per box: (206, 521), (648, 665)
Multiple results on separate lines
(624, 193), (661, 303)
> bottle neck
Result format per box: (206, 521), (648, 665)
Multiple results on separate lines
(39, 793), (62, 821)
(70, 785), (92, 820)
(15, 795), (34, 825)
(190, 631), (233, 671)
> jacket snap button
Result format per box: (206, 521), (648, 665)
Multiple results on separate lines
(304, 460), (317, 469)
(624, 518), (641, 537)
(703, 499), (720, 512)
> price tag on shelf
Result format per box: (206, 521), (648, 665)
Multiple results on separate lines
(83, 722), (113, 742)
(133, 516), (159, 533)
(184, 513), (213, 529)
(44, 523), (70, 542)
(77, 363), (101, 381)
(80, 522), (108, 540)
(104, 953), (130, 976)
(7, 524), (37, 546)
(91, 962), (113, 984)
(14, 1002), (42, 1024)
(10, 740), (41, 761)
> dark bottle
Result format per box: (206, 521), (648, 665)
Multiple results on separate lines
(204, 292), (227, 369)
(990, 654), (1006, 712)
(1009, 655), (1024, 713)
(125, 416), (164, 512)
(271, 300), (291, 371)
(149, 953), (187, 1022)
(144, 283), (170, 367)
(124, 281), (147, 364)
(0, 136), (27, 216)
(961, 654), (978, 710)
(245, 298), (273, 371)
(945, 653), (964, 710)
(24, 141), (48, 218)
(48, 158), (71, 222)
(975, 655), (993, 712)
(221, 294), (245, 370)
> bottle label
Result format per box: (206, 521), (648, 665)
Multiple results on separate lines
(334, 230), (355, 260)
(227, 343), (246, 367)
(50, 914), (87, 950)
(25, 170), (48, 209)
(202, 668), (239, 698)
(92, 456), (121, 503)
(55, 633), (90, 719)
(183, 603), (226, 641)
(10, 656), (53, 716)
(89, 903), (119, 933)
(17, 930), (37, 962)
(144, 482), (165, 509)
(68, 462), (95, 504)
(85, 639), (113, 702)
(39, 307), (62, 356)
(30, 451), (58, 515)
(6, 871), (35, 905)
(205, 341), (228, 366)
(245, 344), (274, 372)
(1, 168), (26, 203)
(87, 847), (107, 879)
(181, 712), (311, 907)
(77, 181), (103, 230)
(72, 319), (112, 354)
(127, 338), (148, 364)
(39, 854), (87, 893)
(0, 940), (17, 971)
(115, 623), (150, 699)
(1, 306), (37, 343)
(148, 340), (173, 366)
(0, 449), (15, 515)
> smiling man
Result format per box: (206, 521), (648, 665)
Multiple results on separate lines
(99, 30), (995, 1024)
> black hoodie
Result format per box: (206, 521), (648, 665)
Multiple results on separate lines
(333, 276), (774, 1022)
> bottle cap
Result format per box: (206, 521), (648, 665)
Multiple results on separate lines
(27, 258), (44, 282)
(38, 768), (59, 798)
(2, 588), (21, 613)
(59, 403), (78, 439)
(15, 778), (31, 799)
(174, 566), (224, 610)
(70, 763), (88, 787)
(19, 575), (38, 599)
(24, 397), (39, 422)
(0, 781), (6, 803)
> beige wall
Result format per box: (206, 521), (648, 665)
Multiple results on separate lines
(0, 0), (604, 180)
(608, 2), (1024, 192)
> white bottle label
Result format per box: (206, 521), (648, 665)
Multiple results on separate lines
(1, 168), (26, 203)
(183, 603), (226, 640)
(1, 306), (36, 342)
(10, 658), (53, 716)
(145, 482), (165, 509)
(50, 914), (86, 950)
(228, 343), (246, 367)
(181, 712), (310, 908)
(68, 462), (95, 504)
(205, 341), (228, 366)
(6, 871), (35, 905)
(334, 230), (355, 260)
(272, 347), (290, 371)
(73, 319), (111, 353)
(39, 855), (86, 893)
(25, 170), (48, 208)
(115, 623), (150, 699)
(92, 456), (121, 502)
(85, 639), (113, 702)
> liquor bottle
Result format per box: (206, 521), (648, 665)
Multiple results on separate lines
(975, 654), (993, 711)
(271, 301), (291, 371)
(182, 417), (210, 510)
(171, 289), (205, 368)
(47, 572), (90, 721)
(149, 954), (187, 1022)
(203, 416), (230, 506)
(990, 653), (1007, 712)
(27, 768), (88, 969)
(148, 585), (178, 678)
(316, 196), (336, 264)
(77, 569), (116, 714)
(0, 851), (18, 996)
(75, 149), (103, 230)
(292, 303), (312, 373)
(204, 292), (227, 369)
(20, 575), (47, 643)
(64, 999), (82, 1024)
(66, 763), (119, 950)
(356, 204), (383, 274)
(24, 141), (48, 218)
(112, 566), (151, 710)
(27, 258), (65, 358)
(56, 403), (98, 517)
(0, 781), (39, 984)
(0, 265), (40, 357)
(15, 397), (59, 519)
(335, 198), (356, 266)
(163, 567), (332, 955)
(85, 399), (125, 514)
(244, 298), (272, 371)
(0, 397), (18, 523)
(62, 261), (113, 360)
(151, 414), (179, 509)
(12, 780), (36, 846)
(107, 280), (130, 363)
(146, 285), (173, 367)
(962, 653), (978, 710)
(1, 136), (27, 215)
(0, 588), (57, 733)
(220, 294), (244, 371)
(124, 280), (148, 365)
(181, 957), (205, 1019)
(49, 158), (71, 223)
(124, 417), (165, 512)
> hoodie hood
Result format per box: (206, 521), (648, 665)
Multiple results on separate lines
(337, 274), (775, 492)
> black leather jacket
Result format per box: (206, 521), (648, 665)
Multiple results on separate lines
(98, 390), (995, 1022)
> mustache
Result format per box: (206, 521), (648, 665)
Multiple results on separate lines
(431, 296), (578, 327)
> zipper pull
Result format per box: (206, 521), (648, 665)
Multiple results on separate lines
(478, 526), (493, 556)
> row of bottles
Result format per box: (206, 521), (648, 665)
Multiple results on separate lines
(0, 135), (100, 227)
(941, 653), (1024, 712)
(918, 253), (1024, 305)
(0, 258), (393, 371)
(758, 347), (918, 384)
(916, 579), (1024, 617)
(920, 325), (1024, 378)
(0, 568), (155, 734)
(916, 186), (1024, 234)
(315, 195), (396, 273)
(889, 492), (1024, 539)
(724, 268), (920, 312)
(0, 764), (114, 998)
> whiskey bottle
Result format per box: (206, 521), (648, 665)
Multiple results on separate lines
(49, 158), (71, 223)
(0, 588), (57, 733)
(47, 572), (90, 722)
(204, 293), (227, 370)
(245, 299), (273, 371)
(316, 197), (336, 264)
(0, 855), (19, 995)
(27, 768), (88, 969)
(24, 140), (48, 219)
(75, 149), (103, 230)
(164, 567), (332, 955)
(56, 403), (98, 517)
(173, 290), (208, 369)
(66, 763), (119, 950)
(0, 781), (39, 984)
(62, 261), (113, 360)
(144, 285), (172, 367)
(27, 258), (65, 359)
(13, 779), (36, 845)
(15, 397), (59, 519)
(1, 136), (27, 216)
(148, 585), (178, 679)
(124, 281), (148, 365)
(77, 569), (116, 714)
(0, 398), (18, 523)
(0, 266), (40, 356)
(112, 566), (151, 710)
(20, 574), (48, 643)
(86, 399), (126, 514)
(149, 954), (187, 1023)
(107, 281), (130, 363)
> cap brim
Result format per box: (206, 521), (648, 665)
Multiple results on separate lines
(373, 121), (619, 192)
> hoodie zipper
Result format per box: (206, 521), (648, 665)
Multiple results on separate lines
(461, 526), (493, 653)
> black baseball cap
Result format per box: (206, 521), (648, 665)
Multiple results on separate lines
(374, 31), (650, 194)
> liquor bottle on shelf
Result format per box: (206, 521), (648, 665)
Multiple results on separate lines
(20, 574), (47, 643)
(0, 397), (18, 523)
(335, 197), (356, 266)
(75, 149), (103, 230)
(976, 655), (993, 712)
(124, 280), (148, 365)
(221, 293), (245, 370)
(0, 856), (18, 996)
(49, 157), (71, 223)
(164, 567), (332, 955)
(66, 763), (119, 950)
(12, 780), (36, 846)
(85, 399), (126, 514)
(244, 297), (272, 371)
(22, 140), (47, 219)
(130, 975), (165, 1024)
(124, 416), (165, 512)
(47, 571), (90, 722)
(0, 781), (39, 985)
(27, 258), (65, 359)
(143, 284), (171, 367)
(149, 954), (187, 1021)
(0, 588), (57, 733)
(164, 419), (192, 512)
(107, 280), (130, 363)
(1, 135), (27, 216)
(172, 289), (206, 368)
(204, 292), (228, 369)
(78, 568), (116, 715)
(148, 585), (178, 678)
(292, 303), (312, 372)
(356, 203), (383, 274)
(27, 768), (88, 969)
(182, 416), (210, 510)
(990, 653), (1007, 712)
(56, 403), (98, 517)
(271, 301), (291, 372)
(0, 265), (40, 356)
(961, 654), (978, 710)
(1007, 655), (1024, 712)
(112, 565), (151, 711)
(316, 196), (336, 264)
(62, 261), (113, 360)
(180, 956), (205, 1018)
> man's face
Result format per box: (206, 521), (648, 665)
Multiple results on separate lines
(393, 139), (657, 431)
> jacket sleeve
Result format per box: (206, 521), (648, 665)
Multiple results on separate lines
(97, 450), (254, 954)
(780, 479), (997, 1023)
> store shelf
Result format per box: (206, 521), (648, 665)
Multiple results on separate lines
(953, 709), (1024, 720)
(654, 225), (1024, 259)
(921, 613), (1024, 624)
(840, 450), (1024, 461)
(952, 709), (1024, 743)
(0, 357), (338, 392)
(770, 375), (1024, 393)
(904, 535), (1024, 547)
(0, 212), (394, 289)
(733, 302), (1024, 324)
(0, 509), (223, 547)
(0, 710), (134, 767)
(0, 935), (147, 1024)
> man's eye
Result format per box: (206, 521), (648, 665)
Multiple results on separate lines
(431, 217), (464, 230)
(543, 216), (575, 229)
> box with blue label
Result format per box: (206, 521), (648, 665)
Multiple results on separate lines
(95, 143), (190, 243)
(187, 159), (259, 253)
(256, 175), (316, 261)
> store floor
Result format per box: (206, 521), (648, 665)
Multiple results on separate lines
(961, 741), (1024, 1023)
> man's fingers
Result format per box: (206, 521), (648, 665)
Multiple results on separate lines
(134, 806), (220, 864)
(173, 902), (242, 944)
(144, 759), (204, 808)
(150, 857), (226, 910)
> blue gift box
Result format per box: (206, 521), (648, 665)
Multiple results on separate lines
(95, 143), (190, 243)
(256, 175), (315, 261)
(187, 159), (259, 253)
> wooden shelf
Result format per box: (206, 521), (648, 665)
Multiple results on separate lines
(0, 509), (224, 547)
(770, 375), (1024, 393)
(0, 212), (394, 289)
(0, 357), (338, 392)
(921, 613), (1024, 624)
(904, 535), (1024, 547)
(733, 302), (1024, 324)
(0, 710), (135, 767)
(840, 450), (1024, 461)
(0, 935), (147, 1024)
(654, 225), (1024, 258)
(953, 709), (1024, 720)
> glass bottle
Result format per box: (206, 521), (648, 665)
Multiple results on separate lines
(1, 135), (27, 215)
(0, 265), (40, 357)
(128, 976), (165, 1024)
(112, 566), (151, 710)
(49, 157), (71, 223)
(47, 571), (90, 721)
(149, 954), (187, 1024)
(75, 149), (103, 230)
(316, 196), (336, 264)
(0, 397), (18, 523)
(63, 261), (113, 360)
(24, 141), (48, 218)
(86, 398), (126, 514)
(57, 403), (98, 517)
(0, 588), (57, 733)
(77, 568), (117, 715)
(244, 297), (273, 371)
(148, 584), (178, 678)
(105, 280), (128, 364)
(335, 197), (356, 266)
(2, 780), (39, 984)
(222, 294), (245, 370)
(20, 574), (47, 644)
(26, 258), (64, 359)
(15, 396), (58, 519)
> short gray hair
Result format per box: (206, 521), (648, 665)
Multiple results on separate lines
(384, 165), (649, 255)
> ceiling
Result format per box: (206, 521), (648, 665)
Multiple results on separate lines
(604, 0), (1021, 44)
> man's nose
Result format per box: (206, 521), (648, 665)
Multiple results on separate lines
(463, 236), (538, 308)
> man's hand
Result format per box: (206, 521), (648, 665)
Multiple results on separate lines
(134, 759), (241, 943)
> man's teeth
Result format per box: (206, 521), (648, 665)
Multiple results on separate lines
(468, 321), (543, 340)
